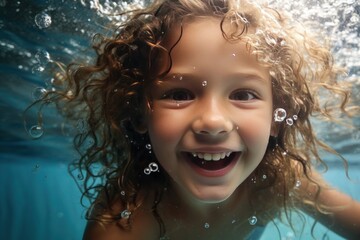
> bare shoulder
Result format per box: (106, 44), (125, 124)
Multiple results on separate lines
(83, 192), (160, 240)
(298, 171), (360, 239)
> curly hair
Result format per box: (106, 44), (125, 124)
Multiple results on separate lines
(38, 0), (359, 237)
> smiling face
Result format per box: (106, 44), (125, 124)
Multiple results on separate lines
(146, 18), (273, 203)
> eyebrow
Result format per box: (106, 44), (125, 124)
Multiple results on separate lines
(162, 72), (268, 83)
(226, 73), (268, 83)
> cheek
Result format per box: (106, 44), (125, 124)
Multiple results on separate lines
(147, 110), (182, 145)
(237, 113), (272, 147)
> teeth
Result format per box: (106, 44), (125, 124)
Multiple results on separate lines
(191, 152), (232, 161)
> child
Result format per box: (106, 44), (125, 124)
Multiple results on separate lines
(47, 0), (360, 239)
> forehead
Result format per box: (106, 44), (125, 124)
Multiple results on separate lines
(159, 17), (269, 80)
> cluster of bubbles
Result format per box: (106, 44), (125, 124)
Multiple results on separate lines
(31, 49), (52, 75)
(267, 0), (360, 76)
(144, 162), (159, 175)
(145, 143), (152, 153)
(143, 144), (159, 173)
(31, 49), (53, 107)
(88, 0), (146, 24)
(274, 108), (298, 126)
(250, 174), (269, 185)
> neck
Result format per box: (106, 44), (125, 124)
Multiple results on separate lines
(164, 180), (251, 222)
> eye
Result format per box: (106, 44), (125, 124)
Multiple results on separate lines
(229, 90), (258, 101)
(161, 89), (194, 101)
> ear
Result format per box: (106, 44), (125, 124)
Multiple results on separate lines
(130, 116), (148, 134)
(133, 124), (147, 134)
(131, 117), (148, 134)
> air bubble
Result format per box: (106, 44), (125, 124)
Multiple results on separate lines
(120, 191), (126, 196)
(262, 174), (267, 179)
(179, 76), (183, 80)
(232, 53), (236, 57)
(286, 118), (294, 126)
(295, 180), (301, 188)
(29, 125), (44, 139)
(274, 108), (287, 122)
(121, 209), (131, 219)
(204, 223), (210, 229)
(35, 49), (51, 64)
(148, 162), (159, 172)
(145, 144), (152, 150)
(144, 168), (151, 175)
(248, 216), (257, 225)
(32, 87), (47, 100)
(35, 12), (52, 29)
(202, 81), (207, 87)
(292, 115), (298, 120)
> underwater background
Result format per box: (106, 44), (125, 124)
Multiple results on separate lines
(0, 0), (359, 239)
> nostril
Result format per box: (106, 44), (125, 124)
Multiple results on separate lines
(198, 129), (228, 135)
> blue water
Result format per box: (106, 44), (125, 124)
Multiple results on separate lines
(0, 1), (359, 240)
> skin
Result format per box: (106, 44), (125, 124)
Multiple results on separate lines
(148, 18), (273, 208)
(83, 17), (360, 240)
(147, 17), (273, 238)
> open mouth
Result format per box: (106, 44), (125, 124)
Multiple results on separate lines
(185, 151), (239, 171)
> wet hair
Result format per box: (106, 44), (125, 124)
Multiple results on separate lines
(41, 0), (359, 237)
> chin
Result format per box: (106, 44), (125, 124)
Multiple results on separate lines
(191, 189), (235, 204)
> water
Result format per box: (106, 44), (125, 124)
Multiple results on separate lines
(0, 1), (359, 240)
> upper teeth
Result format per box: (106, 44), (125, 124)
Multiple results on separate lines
(192, 152), (232, 161)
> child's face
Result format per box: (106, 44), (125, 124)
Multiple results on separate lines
(147, 18), (273, 203)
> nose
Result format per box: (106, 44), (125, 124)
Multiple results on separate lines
(191, 98), (233, 136)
